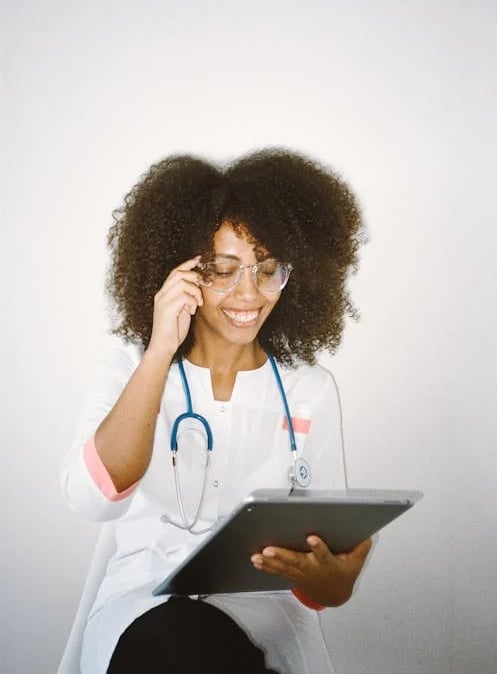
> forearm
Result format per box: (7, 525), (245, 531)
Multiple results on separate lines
(95, 348), (173, 492)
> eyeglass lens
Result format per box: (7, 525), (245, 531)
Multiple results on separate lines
(198, 259), (291, 293)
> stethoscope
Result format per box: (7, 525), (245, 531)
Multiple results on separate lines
(164, 354), (312, 534)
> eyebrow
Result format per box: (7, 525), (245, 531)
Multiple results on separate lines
(212, 252), (274, 262)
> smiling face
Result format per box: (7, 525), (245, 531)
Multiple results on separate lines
(192, 223), (282, 356)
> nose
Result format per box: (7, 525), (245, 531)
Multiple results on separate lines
(233, 265), (259, 299)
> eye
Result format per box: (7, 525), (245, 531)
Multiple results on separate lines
(213, 263), (238, 277)
(258, 259), (279, 276)
(202, 262), (238, 278)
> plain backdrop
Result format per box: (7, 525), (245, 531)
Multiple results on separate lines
(2, 1), (497, 673)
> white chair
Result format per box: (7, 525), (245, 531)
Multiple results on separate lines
(57, 522), (117, 674)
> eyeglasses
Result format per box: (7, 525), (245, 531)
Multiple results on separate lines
(196, 258), (293, 294)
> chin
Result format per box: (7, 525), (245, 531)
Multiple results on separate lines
(221, 326), (261, 347)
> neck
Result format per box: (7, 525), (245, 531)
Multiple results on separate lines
(187, 338), (267, 374)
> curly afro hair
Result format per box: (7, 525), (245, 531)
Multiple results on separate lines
(106, 147), (365, 366)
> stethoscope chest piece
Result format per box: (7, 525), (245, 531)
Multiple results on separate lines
(289, 457), (312, 488)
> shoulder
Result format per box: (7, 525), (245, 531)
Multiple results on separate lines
(96, 333), (145, 375)
(276, 359), (336, 399)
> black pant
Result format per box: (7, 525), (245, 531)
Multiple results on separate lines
(107, 595), (281, 673)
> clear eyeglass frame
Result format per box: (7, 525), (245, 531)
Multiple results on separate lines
(196, 259), (293, 294)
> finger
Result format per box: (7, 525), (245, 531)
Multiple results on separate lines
(157, 271), (203, 299)
(180, 304), (195, 322)
(251, 553), (268, 572)
(151, 296), (199, 336)
(260, 547), (310, 578)
(177, 284), (203, 309)
(351, 538), (373, 562)
(156, 281), (204, 310)
(176, 255), (202, 272)
(167, 269), (203, 285)
(179, 294), (201, 316)
(262, 546), (307, 569)
(250, 553), (303, 582)
(156, 255), (202, 292)
(306, 536), (333, 563)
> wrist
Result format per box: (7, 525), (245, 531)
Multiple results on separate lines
(143, 344), (175, 369)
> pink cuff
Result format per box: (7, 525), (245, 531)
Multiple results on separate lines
(83, 436), (139, 502)
(291, 587), (326, 611)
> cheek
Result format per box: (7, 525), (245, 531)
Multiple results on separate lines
(263, 293), (281, 313)
(200, 288), (222, 309)
(196, 293), (224, 319)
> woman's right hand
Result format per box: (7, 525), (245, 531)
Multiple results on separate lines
(147, 256), (204, 359)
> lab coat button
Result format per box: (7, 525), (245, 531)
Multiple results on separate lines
(212, 480), (219, 487)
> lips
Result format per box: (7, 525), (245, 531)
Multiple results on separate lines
(222, 309), (260, 325)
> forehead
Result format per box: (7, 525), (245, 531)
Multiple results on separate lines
(212, 222), (270, 260)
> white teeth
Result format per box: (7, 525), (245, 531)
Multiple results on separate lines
(223, 309), (259, 324)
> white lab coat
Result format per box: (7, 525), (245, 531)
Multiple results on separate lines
(61, 336), (346, 673)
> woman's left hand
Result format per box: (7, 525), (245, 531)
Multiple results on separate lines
(251, 536), (372, 607)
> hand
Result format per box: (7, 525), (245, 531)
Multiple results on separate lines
(251, 536), (372, 607)
(147, 256), (204, 358)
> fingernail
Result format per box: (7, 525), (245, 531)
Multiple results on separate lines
(262, 548), (276, 558)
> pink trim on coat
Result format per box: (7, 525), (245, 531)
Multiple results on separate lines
(282, 416), (311, 434)
(83, 436), (139, 502)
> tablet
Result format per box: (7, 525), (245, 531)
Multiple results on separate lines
(152, 488), (422, 596)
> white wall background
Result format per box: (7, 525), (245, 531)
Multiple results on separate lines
(2, 1), (497, 672)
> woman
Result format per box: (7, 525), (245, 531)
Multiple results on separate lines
(61, 148), (371, 673)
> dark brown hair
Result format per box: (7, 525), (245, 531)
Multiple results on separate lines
(107, 148), (365, 366)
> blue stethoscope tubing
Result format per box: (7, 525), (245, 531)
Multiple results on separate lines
(169, 355), (311, 533)
(267, 355), (312, 489)
(171, 360), (214, 453)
